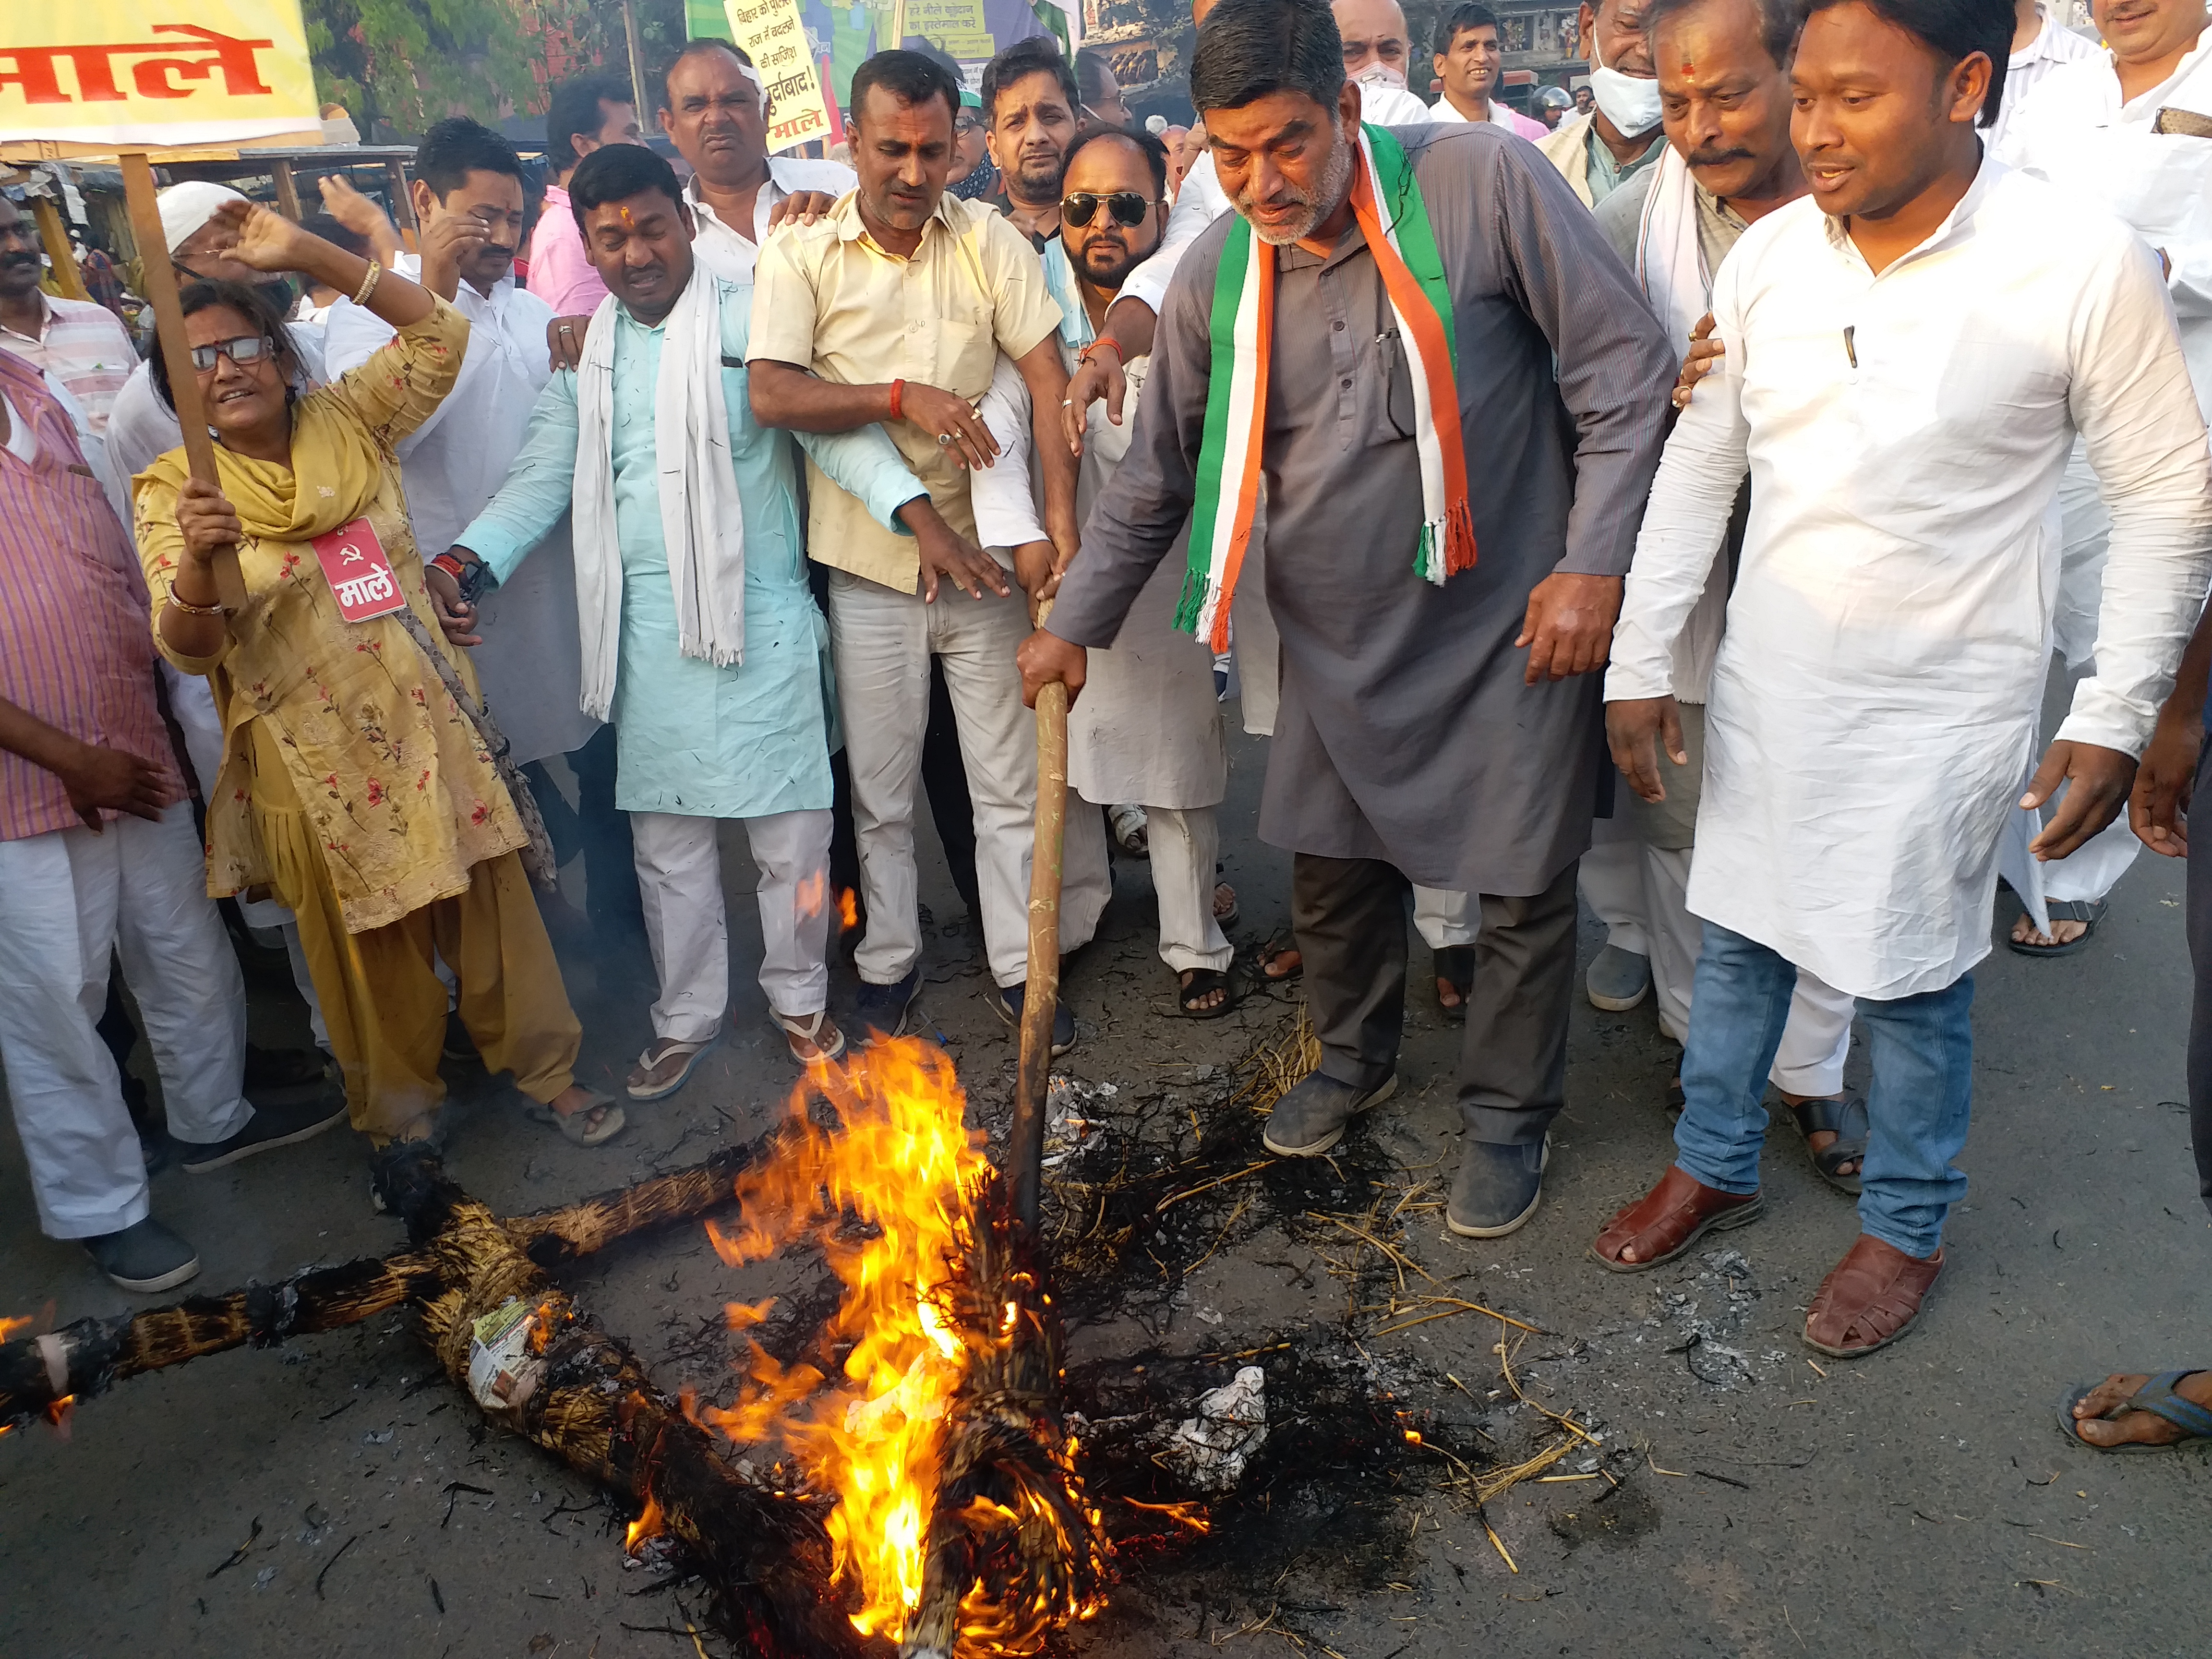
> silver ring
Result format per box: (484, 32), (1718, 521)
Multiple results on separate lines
(937, 432), (954, 446)
(558, 324), (575, 335)
(1060, 398), (1072, 407)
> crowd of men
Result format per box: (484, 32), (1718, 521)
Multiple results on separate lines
(5, 0), (2212, 1450)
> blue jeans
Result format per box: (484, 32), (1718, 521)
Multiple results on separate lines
(1673, 922), (1972, 1259)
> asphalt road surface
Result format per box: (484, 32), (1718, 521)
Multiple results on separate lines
(2, 709), (2202, 1659)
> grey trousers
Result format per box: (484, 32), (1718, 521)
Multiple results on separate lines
(1292, 853), (1579, 1148)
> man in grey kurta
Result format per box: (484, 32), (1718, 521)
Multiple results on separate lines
(1018, 0), (1675, 1238)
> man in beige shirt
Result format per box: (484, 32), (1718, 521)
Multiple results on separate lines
(750, 48), (1098, 1054)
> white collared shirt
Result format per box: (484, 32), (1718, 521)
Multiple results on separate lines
(1608, 160), (2212, 999)
(2000, 32), (2212, 417)
(686, 155), (857, 285)
(1985, 3), (2102, 151)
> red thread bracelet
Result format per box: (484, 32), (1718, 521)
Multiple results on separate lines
(888, 378), (905, 421)
(1079, 337), (1123, 366)
(431, 553), (468, 582)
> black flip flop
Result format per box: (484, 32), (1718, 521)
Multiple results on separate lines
(1176, 966), (1238, 1019)
(1786, 1094), (1867, 1196)
(1433, 945), (1475, 1022)
(2008, 898), (2107, 958)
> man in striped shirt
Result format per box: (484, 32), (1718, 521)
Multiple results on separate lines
(0, 195), (137, 432)
(0, 352), (343, 1295)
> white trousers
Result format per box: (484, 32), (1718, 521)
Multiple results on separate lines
(631, 808), (833, 1043)
(1123, 803), (1233, 974)
(1412, 885), (1478, 950)
(1581, 835), (1854, 1097)
(0, 806), (252, 1238)
(162, 660), (330, 1048)
(829, 570), (1110, 988)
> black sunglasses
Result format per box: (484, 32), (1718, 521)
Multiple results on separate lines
(1061, 191), (1159, 229)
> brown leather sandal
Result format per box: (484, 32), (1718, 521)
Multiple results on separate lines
(1590, 1164), (1764, 1274)
(1804, 1235), (1943, 1358)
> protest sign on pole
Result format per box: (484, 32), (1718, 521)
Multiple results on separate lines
(719, 0), (840, 152)
(2, 0), (322, 608)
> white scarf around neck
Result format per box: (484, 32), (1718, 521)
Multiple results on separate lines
(1633, 144), (1709, 343)
(571, 264), (747, 720)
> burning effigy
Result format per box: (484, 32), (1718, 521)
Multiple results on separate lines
(0, 1013), (1599, 1656)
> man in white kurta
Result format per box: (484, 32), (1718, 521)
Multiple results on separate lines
(323, 119), (601, 779)
(1996, 0), (2212, 950)
(970, 129), (1231, 1011)
(1596, 2), (2212, 1358)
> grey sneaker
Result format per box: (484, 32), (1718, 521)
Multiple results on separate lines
(1262, 1072), (1398, 1157)
(1586, 944), (1652, 1011)
(1447, 1137), (1551, 1239)
(178, 1087), (348, 1174)
(83, 1217), (200, 1293)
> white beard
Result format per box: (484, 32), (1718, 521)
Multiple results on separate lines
(1240, 130), (1355, 247)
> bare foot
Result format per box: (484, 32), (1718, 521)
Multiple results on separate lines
(549, 1082), (601, 1118)
(1258, 941), (1302, 981)
(1780, 1090), (1860, 1178)
(2012, 912), (2087, 950)
(2070, 1370), (2212, 1447)
(1436, 976), (1465, 1010)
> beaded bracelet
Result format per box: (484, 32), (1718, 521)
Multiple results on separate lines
(351, 259), (383, 308)
(164, 589), (228, 617)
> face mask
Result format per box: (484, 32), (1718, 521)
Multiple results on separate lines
(1586, 36), (1662, 135)
(1353, 61), (1408, 92)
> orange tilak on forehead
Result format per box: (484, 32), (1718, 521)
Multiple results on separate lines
(620, 205), (634, 228)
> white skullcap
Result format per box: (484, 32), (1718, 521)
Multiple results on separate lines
(157, 182), (249, 253)
(1145, 114), (1168, 135)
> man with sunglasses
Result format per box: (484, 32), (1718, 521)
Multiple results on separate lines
(974, 130), (1240, 1018)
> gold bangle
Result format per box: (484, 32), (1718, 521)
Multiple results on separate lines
(352, 259), (382, 308)
(165, 589), (229, 617)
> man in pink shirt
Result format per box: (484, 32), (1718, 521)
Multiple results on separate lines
(528, 73), (646, 319)
(1432, 3), (1552, 136)
(0, 196), (137, 431)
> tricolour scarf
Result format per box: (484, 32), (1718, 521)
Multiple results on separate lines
(1178, 122), (1474, 651)
(572, 264), (746, 721)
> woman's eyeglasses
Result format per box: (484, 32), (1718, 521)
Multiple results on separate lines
(189, 335), (277, 373)
(954, 111), (986, 134)
(1061, 191), (1160, 229)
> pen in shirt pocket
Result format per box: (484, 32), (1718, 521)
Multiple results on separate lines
(1842, 326), (1858, 369)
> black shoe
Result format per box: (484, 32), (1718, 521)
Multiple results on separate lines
(992, 983), (1075, 1058)
(854, 966), (923, 1043)
(243, 1043), (327, 1092)
(442, 1010), (477, 1063)
(177, 1089), (348, 1174)
(84, 1217), (200, 1292)
(1447, 1137), (1551, 1239)
(1262, 1071), (1397, 1157)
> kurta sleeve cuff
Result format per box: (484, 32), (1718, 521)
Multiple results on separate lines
(454, 515), (532, 586)
(794, 427), (922, 536)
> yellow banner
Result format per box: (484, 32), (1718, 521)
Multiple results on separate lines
(0, 0), (319, 151)
(721, 0), (836, 154)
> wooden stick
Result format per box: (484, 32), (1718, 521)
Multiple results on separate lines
(29, 197), (89, 301)
(118, 151), (245, 610)
(1011, 595), (1066, 1233)
(271, 158), (302, 222)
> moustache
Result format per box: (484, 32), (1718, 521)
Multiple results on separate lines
(1684, 145), (1756, 169)
(0, 251), (38, 268)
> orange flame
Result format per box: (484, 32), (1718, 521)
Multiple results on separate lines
(795, 869), (829, 921)
(45, 1394), (74, 1437)
(625, 1490), (665, 1554)
(0, 1314), (32, 1343)
(837, 886), (859, 932)
(699, 1038), (1104, 1648)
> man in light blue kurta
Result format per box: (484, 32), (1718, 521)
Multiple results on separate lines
(441, 145), (930, 1097)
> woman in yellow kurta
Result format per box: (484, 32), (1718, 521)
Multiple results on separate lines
(134, 202), (621, 1149)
